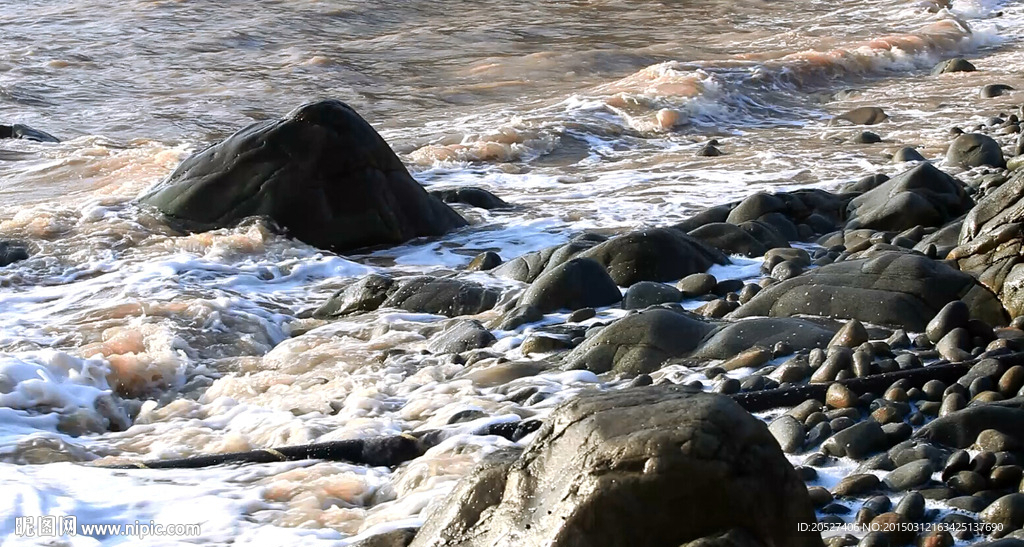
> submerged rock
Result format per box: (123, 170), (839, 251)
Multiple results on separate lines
(0, 124), (60, 143)
(0, 240), (30, 266)
(409, 386), (823, 547)
(730, 251), (1007, 331)
(426, 320), (496, 354)
(833, 107), (889, 126)
(139, 99), (467, 251)
(932, 58), (976, 75)
(315, 274), (500, 318)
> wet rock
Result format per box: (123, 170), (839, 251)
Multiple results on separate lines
(769, 415), (806, 453)
(854, 131), (882, 144)
(351, 528), (417, 547)
(492, 237), (602, 283)
(884, 459), (935, 491)
(0, 123), (59, 143)
(720, 347), (772, 371)
(520, 334), (572, 355)
(826, 384), (858, 409)
(622, 281), (682, 310)
(688, 317), (835, 360)
(892, 147), (927, 163)
(467, 251), (502, 271)
(688, 223), (770, 258)
(695, 143), (722, 157)
(519, 257), (621, 313)
(677, 272), (718, 297)
(834, 107), (889, 125)
(824, 420), (889, 460)
(829, 319), (870, 348)
(926, 300), (971, 343)
(981, 493), (1024, 537)
(673, 205), (732, 233)
(936, 328), (973, 362)
(915, 405), (1024, 448)
(731, 251), (1005, 331)
(977, 429), (1020, 452)
(409, 386), (823, 547)
(946, 132), (1006, 169)
(932, 58), (976, 74)
(427, 320), (496, 354)
(430, 187), (510, 209)
(138, 100), (467, 251)
(561, 308), (714, 375)
(981, 84), (1015, 99)
(333, 275), (499, 318)
(579, 228), (728, 286)
(833, 473), (882, 497)
(846, 163), (973, 232)
(0, 241), (29, 267)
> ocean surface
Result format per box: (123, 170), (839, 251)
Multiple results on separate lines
(1, 0), (1022, 544)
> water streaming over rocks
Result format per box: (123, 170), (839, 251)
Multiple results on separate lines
(5, 0), (1024, 545)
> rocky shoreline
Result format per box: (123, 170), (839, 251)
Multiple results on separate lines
(112, 66), (1024, 546)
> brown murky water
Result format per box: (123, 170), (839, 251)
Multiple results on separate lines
(0, 0), (1022, 543)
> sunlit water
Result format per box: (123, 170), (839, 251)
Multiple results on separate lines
(1, 0), (1023, 544)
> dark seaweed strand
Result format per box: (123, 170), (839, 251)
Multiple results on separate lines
(99, 352), (1024, 470)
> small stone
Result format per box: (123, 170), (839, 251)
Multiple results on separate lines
(895, 491), (925, 521)
(567, 308), (596, 322)
(947, 470), (987, 495)
(1001, 366), (1024, 396)
(808, 486), (833, 508)
(926, 301), (970, 343)
(676, 273), (717, 297)
(834, 473), (882, 497)
(721, 346), (772, 371)
(467, 251), (502, 271)
(892, 147), (927, 163)
(824, 420), (889, 460)
(854, 131), (882, 144)
(932, 58), (976, 74)
(884, 459), (934, 491)
(768, 415), (806, 454)
(830, 319), (870, 348)
(922, 380), (946, 401)
(981, 83), (1015, 98)
(827, 383), (859, 409)
(939, 392), (965, 417)
(978, 429), (1020, 452)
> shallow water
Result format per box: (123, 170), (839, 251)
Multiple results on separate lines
(1, 0), (1023, 544)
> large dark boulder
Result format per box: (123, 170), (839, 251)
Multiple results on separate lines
(0, 124), (59, 143)
(409, 386), (823, 547)
(846, 163), (972, 231)
(729, 251), (1007, 330)
(563, 308), (714, 375)
(951, 170), (1024, 316)
(314, 274), (499, 318)
(518, 257), (622, 313)
(946, 132), (1006, 169)
(578, 228), (729, 287)
(138, 100), (467, 251)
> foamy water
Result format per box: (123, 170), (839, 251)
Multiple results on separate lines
(1, 0), (1023, 544)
